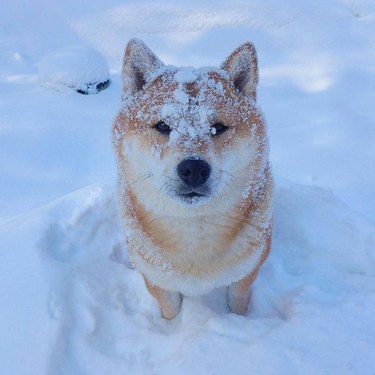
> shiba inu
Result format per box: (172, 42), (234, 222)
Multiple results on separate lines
(113, 39), (273, 319)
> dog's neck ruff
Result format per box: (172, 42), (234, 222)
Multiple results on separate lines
(122, 167), (273, 296)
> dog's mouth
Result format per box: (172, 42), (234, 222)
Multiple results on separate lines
(177, 189), (210, 204)
(180, 192), (205, 199)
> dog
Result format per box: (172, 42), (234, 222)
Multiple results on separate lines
(113, 39), (273, 319)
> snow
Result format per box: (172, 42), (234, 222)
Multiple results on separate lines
(1, 0), (375, 374)
(174, 67), (199, 83)
(38, 46), (110, 94)
(1, 182), (374, 374)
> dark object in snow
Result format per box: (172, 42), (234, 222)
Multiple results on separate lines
(76, 79), (111, 95)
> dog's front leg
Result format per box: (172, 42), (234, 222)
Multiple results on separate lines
(228, 232), (272, 315)
(227, 270), (259, 315)
(143, 276), (182, 319)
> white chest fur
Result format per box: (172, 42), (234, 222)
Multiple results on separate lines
(122, 172), (273, 296)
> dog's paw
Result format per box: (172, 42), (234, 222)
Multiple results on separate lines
(228, 295), (250, 316)
(160, 292), (182, 320)
(228, 284), (251, 316)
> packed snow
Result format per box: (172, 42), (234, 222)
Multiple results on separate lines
(1, 0), (375, 374)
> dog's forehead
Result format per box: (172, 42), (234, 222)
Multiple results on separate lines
(145, 67), (250, 142)
(151, 66), (230, 100)
(155, 68), (225, 140)
(114, 65), (258, 150)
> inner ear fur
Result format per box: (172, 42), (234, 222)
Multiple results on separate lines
(221, 42), (258, 101)
(122, 39), (164, 97)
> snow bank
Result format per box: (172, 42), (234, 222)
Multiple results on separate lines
(1, 181), (374, 374)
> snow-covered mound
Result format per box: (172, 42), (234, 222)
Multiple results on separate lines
(1, 181), (374, 375)
(38, 46), (110, 94)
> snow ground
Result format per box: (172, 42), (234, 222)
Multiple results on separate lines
(1, 0), (375, 374)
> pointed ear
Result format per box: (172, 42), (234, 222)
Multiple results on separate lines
(122, 39), (164, 97)
(221, 42), (258, 101)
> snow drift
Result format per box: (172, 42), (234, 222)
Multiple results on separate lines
(1, 181), (374, 374)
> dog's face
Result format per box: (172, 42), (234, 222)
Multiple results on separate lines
(114, 40), (268, 209)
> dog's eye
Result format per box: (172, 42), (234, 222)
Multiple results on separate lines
(154, 121), (171, 135)
(211, 122), (228, 136)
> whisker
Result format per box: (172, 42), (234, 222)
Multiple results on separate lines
(226, 178), (236, 189)
(158, 180), (175, 198)
(220, 169), (236, 179)
(224, 176), (238, 190)
(127, 172), (153, 186)
(159, 182), (168, 193)
(162, 174), (180, 183)
(220, 169), (239, 188)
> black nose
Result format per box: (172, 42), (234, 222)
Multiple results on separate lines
(177, 159), (211, 188)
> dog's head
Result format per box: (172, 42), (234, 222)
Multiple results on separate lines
(113, 39), (268, 209)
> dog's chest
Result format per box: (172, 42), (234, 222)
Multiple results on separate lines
(125, 206), (269, 295)
(153, 213), (231, 255)
(127, 201), (264, 267)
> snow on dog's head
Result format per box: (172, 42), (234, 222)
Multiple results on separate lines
(113, 39), (268, 211)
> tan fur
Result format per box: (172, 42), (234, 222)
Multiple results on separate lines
(228, 229), (272, 315)
(113, 39), (273, 319)
(143, 276), (182, 320)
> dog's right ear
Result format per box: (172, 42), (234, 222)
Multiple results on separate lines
(122, 39), (164, 98)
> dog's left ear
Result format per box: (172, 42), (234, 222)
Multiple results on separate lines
(221, 42), (258, 101)
(122, 39), (164, 98)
